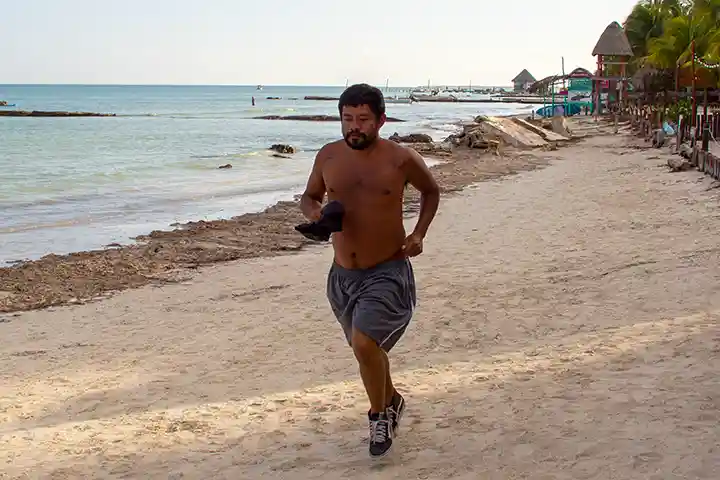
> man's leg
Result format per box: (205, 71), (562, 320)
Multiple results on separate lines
(350, 259), (416, 457)
(353, 335), (401, 411)
(351, 328), (386, 414)
(381, 347), (405, 435)
(382, 350), (395, 407)
(352, 327), (394, 458)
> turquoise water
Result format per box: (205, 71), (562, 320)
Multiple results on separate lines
(0, 85), (533, 263)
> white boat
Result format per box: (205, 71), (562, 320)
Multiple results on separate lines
(385, 96), (414, 104)
(409, 91), (457, 102)
(383, 79), (415, 104)
(444, 90), (472, 99)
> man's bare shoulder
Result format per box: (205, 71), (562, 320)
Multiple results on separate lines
(313, 141), (345, 172)
(378, 138), (422, 166)
(317, 140), (346, 158)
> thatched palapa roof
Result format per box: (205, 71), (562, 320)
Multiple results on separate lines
(528, 67), (593, 93)
(528, 75), (559, 93)
(512, 69), (536, 84)
(592, 21), (633, 57)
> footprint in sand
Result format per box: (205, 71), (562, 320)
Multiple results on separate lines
(632, 451), (663, 468)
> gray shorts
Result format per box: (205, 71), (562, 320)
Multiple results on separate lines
(326, 258), (416, 352)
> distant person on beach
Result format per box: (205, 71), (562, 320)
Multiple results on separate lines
(251, 96), (255, 106)
(300, 83), (440, 458)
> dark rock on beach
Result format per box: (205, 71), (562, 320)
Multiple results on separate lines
(443, 124), (500, 151)
(269, 144), (296, 154)
(218, 164), (232, 169)
(388, 132), (450, 156)
(410, 142), (453, 156)
(667, 157), (692, 172)
(389, 132), (433, 144)
(254, 115), (405, 122)
(679, 143), (693, 160)
(0, 110), (116, 117)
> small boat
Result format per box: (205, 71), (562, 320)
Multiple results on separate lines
(410, 93), (457, 102)
(385, 95), (414, 104)
(536, 103), (582, 117)
(256, 85), (263, 91)
(383, 79), (416, 104)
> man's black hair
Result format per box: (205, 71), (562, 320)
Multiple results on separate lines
(338, 83), (386, 119)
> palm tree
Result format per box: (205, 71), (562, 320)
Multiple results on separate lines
(693, 0), (720, 21)
(626, 0), (719, 86)
(645, 15), (703, 69)
(623, 0), (720, 89)
(623, 0), (689, 72)
(692, 0), (720, 62)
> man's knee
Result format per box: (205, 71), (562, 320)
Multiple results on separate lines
(351, 328), (380, 363)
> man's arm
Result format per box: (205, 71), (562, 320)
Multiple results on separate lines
(300, 146), (328, 221)
(404, 148), (440, 238)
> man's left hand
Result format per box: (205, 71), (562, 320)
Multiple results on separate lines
(402, 232), (424, 257)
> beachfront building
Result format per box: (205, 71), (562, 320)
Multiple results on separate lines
(591, 21), (633, 114)
(512, 69), (537, 93)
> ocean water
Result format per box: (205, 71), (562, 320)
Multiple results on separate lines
(0, 85), (534, 264)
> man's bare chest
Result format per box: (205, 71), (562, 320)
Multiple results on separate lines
(323, 160), (405, 203)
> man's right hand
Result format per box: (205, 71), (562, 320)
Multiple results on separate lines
(300, 197), (323, 222)
(307, 206), (322, 222)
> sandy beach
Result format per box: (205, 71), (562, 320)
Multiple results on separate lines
(1, 125), (720, 479)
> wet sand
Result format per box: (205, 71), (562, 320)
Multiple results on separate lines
(1, 125), (719, 479)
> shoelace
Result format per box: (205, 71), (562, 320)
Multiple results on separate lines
(369, 418), (390, 443)
(386, 406), (397, 424)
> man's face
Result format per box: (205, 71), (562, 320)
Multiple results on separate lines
(341, 104), (386, 150)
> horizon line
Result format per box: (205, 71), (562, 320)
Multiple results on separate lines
(0, 82), (513, 88)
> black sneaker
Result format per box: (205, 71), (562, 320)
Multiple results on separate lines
(368, 411), (393, 458)
(386, 391), (406, 434)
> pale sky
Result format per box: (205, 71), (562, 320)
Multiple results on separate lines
(1, 0), (637, 86)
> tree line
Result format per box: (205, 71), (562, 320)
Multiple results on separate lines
(623, 0), (719, 84)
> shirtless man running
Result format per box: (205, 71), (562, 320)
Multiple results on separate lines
(300, 83), (440, 458)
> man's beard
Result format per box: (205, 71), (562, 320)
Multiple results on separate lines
(344, 131), (376, 150)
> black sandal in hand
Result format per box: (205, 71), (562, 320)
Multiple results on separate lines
(295, 201), (345, 242)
